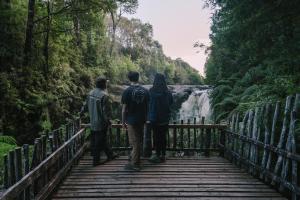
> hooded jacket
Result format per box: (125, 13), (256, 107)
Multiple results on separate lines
(83, 88), (111, 131)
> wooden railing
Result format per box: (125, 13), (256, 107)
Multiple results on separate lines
(223, 94), (300, 200)
(0, 118), (87, 200)
(104, 118), (228, 157)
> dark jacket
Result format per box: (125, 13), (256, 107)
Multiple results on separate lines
(148, 89), (173, 125)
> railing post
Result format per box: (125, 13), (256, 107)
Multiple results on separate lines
(116, 120), (121, 147)
(9, 150), (16, 186)
(219, 129), (225, 157)
(4, 154), (9, 189)
(193, 118), (197, 149)
(173, 121), (177, 150)
(205, 128), (211, 157)
(200, 117), (205, 151)
(143, 122), (152, 157)
(23, 144), (30, 200)
(180, 120), (184, 151)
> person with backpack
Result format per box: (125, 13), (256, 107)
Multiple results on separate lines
(121, 71), (149, 171)
(81, 77), (117, 166)
(148, 73), (173, 163)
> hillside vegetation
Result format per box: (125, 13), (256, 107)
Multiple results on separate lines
(0, 0), (202, 143)
(204, 0), (300, 121)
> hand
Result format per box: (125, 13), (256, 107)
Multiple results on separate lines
(122, 122), (127, 129)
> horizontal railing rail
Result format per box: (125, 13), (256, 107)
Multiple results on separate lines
(82, 118), (227, 157)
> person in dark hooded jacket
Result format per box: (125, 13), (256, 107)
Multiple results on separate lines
(148, 73), (173, 163)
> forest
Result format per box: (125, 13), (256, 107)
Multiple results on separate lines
(204, 0), (300, 122)
(0, 0), (202, 144)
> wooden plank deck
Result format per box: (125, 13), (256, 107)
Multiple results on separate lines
(51, 155), (287, 200)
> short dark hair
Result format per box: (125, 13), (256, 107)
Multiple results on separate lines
(95, 77), (107, 89)
(128, 71), (139, 82)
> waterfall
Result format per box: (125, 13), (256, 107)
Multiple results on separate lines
(178, 89), (211, 122)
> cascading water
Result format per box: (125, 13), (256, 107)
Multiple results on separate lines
(178, 89), (212, 122)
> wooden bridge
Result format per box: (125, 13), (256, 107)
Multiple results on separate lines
(0, 94), (299, 200)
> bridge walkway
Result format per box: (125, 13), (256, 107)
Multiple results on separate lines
(51, 155), (286, 200)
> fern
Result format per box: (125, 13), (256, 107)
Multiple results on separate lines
(0, 136), (17, 145)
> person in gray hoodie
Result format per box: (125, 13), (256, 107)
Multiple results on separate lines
(81, 77), (117, 166)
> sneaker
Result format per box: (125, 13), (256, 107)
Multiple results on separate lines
(148, 155), (161, 164)
(107, 153), (119, 161)
(160, 156), (166, 163)
(93, 160), (105, 166)
(124, 163), (140, 171)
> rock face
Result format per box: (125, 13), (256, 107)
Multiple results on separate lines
(108, 85), (212, 122)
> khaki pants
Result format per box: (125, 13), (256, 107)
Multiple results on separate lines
(127, 124), (144, 166)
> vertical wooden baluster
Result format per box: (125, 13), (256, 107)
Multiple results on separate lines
(193, 118), (197, 150)
(109, 126), (113, 146)
(187, 119), (191, 154)
(116, 120), (121, 147)
(180, 120), (184, 151)
(23, 144), (30, 200)
(272, 96), (293, 185)
(260, 104), (271, 179)
(173, 121), (177, 150)
(280, 94), (300, 194)
(219, 129), (225, 157)
(265, 102), (280, 183)
(234, 113), (240, 164)
(167, 125), (170, 149)
(15, 147), (23, 199)
(15, 148), (22, 181)
(291, 94), (300, 200)
(34, 138), (42, 195)
(65, 125), (69, 163)
(125, 128), (129, 158)
(230, 114), (236, 162)
(9, 150), (16, 186)
(205, 128), (211, 157)
(200, 117), (205, 153)
(250, 107), (260, 176)
(125, 129), (129, 147)
(4, 154), (9, 188)
(246, 110), (254, 171)
(239, 111), (249, 168)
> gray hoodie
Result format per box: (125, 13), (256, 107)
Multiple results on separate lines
(83, 88), (112, 131)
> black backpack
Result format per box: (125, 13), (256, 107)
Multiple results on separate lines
(131, 85), (147, 104)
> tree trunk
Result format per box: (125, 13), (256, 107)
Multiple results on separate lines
(73, 14), (81, 47)
(43, 0), (51, 79)
(23, 0), (35, 67)
(109, 11), (116, 57)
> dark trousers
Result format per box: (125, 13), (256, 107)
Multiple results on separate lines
(90, 129), (113, 164)
(152, 124), (168, 157)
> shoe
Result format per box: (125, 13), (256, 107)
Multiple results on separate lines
(148, 155), (161, 164)
(107, 153), (119, 161)
(124, 163), (140, 171)
(160, 156), (166, 163)
(93, 161), (102, 166)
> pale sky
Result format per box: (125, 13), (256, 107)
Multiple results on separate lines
(125, 0), (213, 76)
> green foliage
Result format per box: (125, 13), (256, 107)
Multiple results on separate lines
(205, 0), (300, 121)
(0, 142), (16, 186)
(0, 136), (17, 145)
(0, 0), (203, 144)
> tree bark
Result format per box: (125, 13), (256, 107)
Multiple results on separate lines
(23, 0), (36, 67)
(43, 0), (51, 79)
